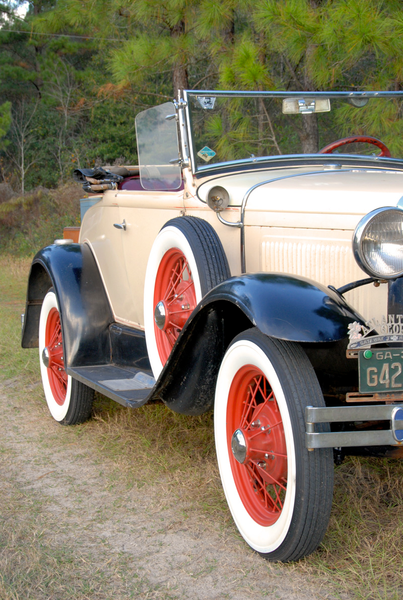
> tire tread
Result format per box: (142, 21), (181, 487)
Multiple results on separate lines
(161, 216), (231, 293)
(62, 379), (94, 425)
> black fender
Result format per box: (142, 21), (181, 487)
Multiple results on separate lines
(21, 243), (113, 367)
(156, 273), (363, 415)
(200, 273), (362, 343)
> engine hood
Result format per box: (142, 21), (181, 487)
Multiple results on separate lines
(197, 165), (403, 230)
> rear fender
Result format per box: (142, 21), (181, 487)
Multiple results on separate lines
(21, 243), (113, 367)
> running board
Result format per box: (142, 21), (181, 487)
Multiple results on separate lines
(68, 364), (156, 408)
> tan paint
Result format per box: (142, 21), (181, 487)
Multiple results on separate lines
(80, 164), (400, 329)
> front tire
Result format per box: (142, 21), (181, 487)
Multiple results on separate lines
(39, 290), (94, 425)
(214, 328), (333, 562)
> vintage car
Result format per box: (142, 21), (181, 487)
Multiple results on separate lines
(22, 90), (403, 562)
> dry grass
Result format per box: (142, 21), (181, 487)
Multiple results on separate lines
(302, 457), (403, 600)
(88, 397), (228, 514)
(0, 473), (175, 600)
(2, 254), (403, 600)
(84, 398), (403, 600)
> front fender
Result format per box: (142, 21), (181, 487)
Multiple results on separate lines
(157, 273), (363, 415)
(200, 272), (362, 343)
(21, 243), (113, 367)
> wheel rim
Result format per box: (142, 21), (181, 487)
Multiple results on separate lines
(227, 365), (288, 526)
(44, 307), (67, 406)
(153, 247), (196, 364)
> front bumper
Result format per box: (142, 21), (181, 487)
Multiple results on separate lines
(306, 404), (403, 449)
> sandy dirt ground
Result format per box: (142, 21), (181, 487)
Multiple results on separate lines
(0, 377), (349, 600)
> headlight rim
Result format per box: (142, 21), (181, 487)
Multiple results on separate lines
(353, 206), (403, 280)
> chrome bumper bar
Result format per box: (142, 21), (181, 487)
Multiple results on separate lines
(305, 405), (403, 449)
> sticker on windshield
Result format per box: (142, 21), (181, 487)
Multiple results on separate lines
(197, 146), (216, 162)
(197, 97), (216, 110)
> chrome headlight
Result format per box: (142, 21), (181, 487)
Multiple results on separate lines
(353, 207), (403, 279)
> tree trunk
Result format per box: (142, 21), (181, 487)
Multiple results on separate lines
(299, 45), (319, 153)
(171, 20), (188, 98)
(300, 114), (319, 153)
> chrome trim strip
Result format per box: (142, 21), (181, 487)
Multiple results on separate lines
(306, 404), (402, 422)
(175, 98), (190, 168)
(195, 155), (403, 176)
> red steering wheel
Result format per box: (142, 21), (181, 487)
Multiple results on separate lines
(319, 135), (391, 158)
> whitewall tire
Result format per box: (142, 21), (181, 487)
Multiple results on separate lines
(214, 328), (334, 562)
(39, 289), (94, 425)
(144, 217), (230, 378)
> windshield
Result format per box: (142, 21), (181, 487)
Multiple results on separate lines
(184, 91), (403, 172)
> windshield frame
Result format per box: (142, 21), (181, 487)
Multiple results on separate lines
(182, 90), (403, 175)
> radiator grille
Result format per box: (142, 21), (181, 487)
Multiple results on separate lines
(262, 240), (387, 322)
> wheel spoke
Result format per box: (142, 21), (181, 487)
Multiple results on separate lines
(240, 380), (259, 428)
(48, 321), (61, 349)
(50, 364), (67, 389)
(164, 258), (190, 303)
(267, 419), (282, 430)
(164, 327), (179, 346)
(240, 375), (275, 430)
(248, 446), (287, 459)
(165, 278), (194, 308)
(245, 462), (285, 512)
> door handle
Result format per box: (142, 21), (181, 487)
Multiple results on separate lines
(113, 219), (126, 231)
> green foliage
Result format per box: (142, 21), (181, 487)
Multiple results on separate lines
(253, 0), (403, 90)
(2, 0), (403, 188)
(219, 34), (273, 90)
(0, 101), (11, 151)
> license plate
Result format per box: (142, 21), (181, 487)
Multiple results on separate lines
(359, 349), (403, 393)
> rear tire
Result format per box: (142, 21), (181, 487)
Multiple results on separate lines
(214, 328), (333, 562)
(144, 216), (230, 377)
(39, 290), (94, 425)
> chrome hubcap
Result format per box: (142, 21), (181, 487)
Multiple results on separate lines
(231, 428), (247, 464)
(154, 301), (166, 330)
(42, 347), (50, 368)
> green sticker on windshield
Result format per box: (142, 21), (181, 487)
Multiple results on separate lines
(197, 146), (216, 162)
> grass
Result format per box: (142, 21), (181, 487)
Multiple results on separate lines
(0, 255), (39, 382)
(304, 457), (403, 599)
(1, 254), (403, 599)
(0, 475), (132, 600)
(0, 472), (177, 600)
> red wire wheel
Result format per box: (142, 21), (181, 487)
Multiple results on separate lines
(226, 365), (287, 526)
(44, 306), (68, 406)
(144, 217), (230, 378)
(39, 290), (94, 425)
(153, 247), (197, 364)
(214, 329), (334, 561)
